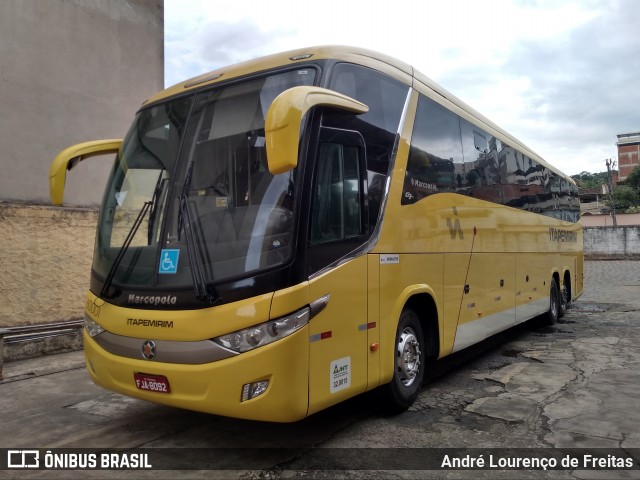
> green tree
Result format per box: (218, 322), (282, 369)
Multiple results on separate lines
(571, 171), (614, 190)
(625, 164), (640, 191)
(607, 185), (640, 212)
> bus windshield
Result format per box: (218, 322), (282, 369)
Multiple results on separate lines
(93, 68), (316, 297)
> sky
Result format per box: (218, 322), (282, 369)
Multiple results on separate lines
(164, 0), (640, 176)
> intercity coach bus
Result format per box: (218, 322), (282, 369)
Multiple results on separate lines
(49, 46), (583, 422)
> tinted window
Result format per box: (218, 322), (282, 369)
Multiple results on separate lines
(329, 63), (408, 138)
(306, 128), (367, 275)
(326, 64), (409, 225)
(402, 94), (580, 222)
(310, 142), (362, 244)
(460, 118), (502, 186)
(403, 95), (462, 205)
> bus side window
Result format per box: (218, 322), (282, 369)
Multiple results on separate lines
(327, 63), (409, 224)
(403, 95), (462, 205)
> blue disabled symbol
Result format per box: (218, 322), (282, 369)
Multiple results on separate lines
(158, 249), (180, 274)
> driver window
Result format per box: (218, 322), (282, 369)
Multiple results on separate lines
(310, 142), (362, 244)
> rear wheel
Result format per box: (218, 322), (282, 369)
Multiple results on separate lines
(559, 277), (569, 318)
(382, 308), (425, 412)
(546, 278), (560, 325)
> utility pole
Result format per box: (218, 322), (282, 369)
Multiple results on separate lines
(605, 158), (618, 226)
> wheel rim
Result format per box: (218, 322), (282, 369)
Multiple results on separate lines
(397, 327), (421, 387)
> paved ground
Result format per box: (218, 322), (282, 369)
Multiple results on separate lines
(1, 260), (639, 479)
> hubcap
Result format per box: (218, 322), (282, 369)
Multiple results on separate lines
(397, 327), (421, 387)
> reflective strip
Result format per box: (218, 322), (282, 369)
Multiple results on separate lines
(309, 331), (332, 342)
(358, 322), (377, 331)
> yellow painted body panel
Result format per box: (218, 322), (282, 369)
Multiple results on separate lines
(375, 257), (444, 384)
(444, 253), (516, 355)
(366, 254), (381, 389)
(372, 190), (583, 363)
(307, 257), (369, 415)
(86, 290), (273, 341)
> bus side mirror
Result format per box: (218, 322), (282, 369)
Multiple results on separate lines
(265, 86), (368, 175)
(49, 139), (122, 205)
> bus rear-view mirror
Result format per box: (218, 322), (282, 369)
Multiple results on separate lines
(49, 139), (122, 205)
(265, 86), (369, 175)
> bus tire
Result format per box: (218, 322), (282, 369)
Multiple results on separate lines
(559, 277), (569, 318)
(546, 278), (560, 325)
(383, 308), (425, 413)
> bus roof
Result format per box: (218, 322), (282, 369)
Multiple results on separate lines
(146, 45), (574, 185)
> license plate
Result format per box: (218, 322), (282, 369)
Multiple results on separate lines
(134, 372), (170, 394)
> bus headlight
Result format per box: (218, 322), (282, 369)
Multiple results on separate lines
(214, 306), (310, 353)
(84, 314), (105, 337)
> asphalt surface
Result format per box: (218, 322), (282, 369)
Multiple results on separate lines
(1, 260), (639, 479)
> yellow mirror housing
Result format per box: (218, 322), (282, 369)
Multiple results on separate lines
(49, 139), (122, 205)
(265, 86), (368, 175)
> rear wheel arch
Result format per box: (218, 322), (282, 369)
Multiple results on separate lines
(563, 269), (572, 302)
(403, 293), (440, 361)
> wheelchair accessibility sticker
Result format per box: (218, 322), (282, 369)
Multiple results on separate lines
(158, 249), (180, 274)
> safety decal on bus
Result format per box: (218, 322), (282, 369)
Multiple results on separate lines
(330, 356), (351, 394)
(158, 249), (180, 274)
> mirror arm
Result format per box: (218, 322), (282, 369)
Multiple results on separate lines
(49, 139), (122, 205)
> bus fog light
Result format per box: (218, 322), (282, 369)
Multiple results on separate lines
(241, 380), (269, 402)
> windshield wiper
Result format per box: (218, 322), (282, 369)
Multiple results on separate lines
(178, 193), (219, 303)
(100, 201), (153, 299)
(148, 170), (166, 245)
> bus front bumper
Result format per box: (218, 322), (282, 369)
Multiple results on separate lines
(83, 327), (310, 422)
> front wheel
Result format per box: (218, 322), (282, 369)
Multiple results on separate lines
(382, 308), (425, 412)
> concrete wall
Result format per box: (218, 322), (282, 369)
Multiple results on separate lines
(581, 213), (640, 227)
(584, 226), (640, 257)
(0, 0), (163, 333)
(0, 0), (164, 207)
(1, 204), (98, 327)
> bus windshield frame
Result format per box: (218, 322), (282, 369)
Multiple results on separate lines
(92, 67), (318, 304)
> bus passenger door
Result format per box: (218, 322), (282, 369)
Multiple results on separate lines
(305, 128), (370, 415)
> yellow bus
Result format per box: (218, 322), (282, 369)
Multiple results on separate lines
(50, 46), (583, 422)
